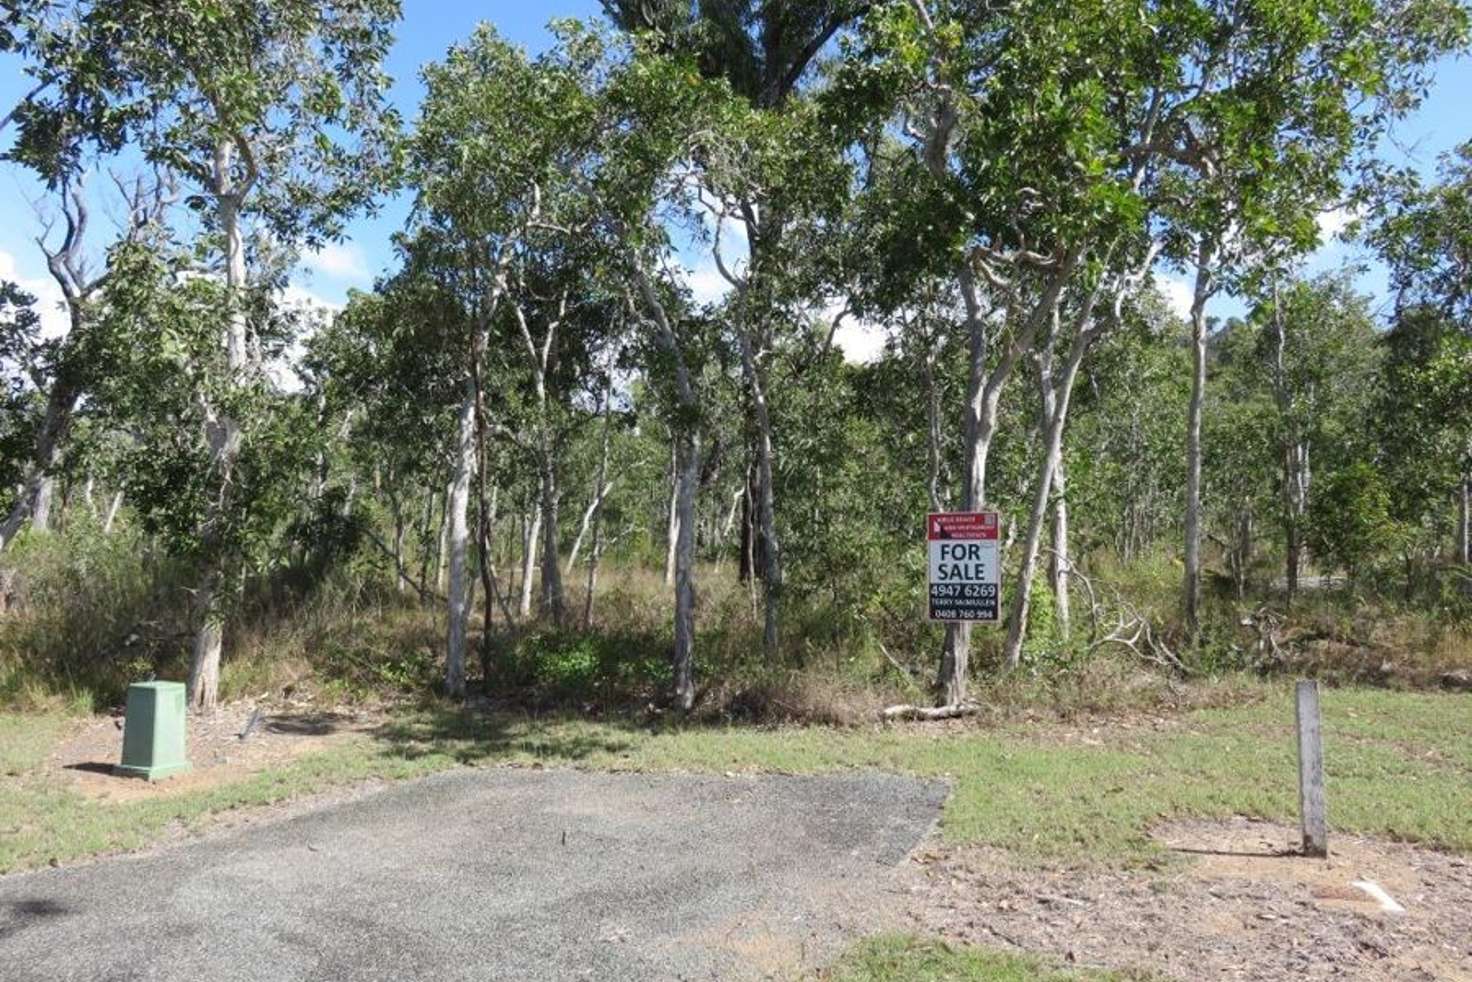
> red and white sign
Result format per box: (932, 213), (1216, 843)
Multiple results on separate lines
(927, 512), (1001, 622)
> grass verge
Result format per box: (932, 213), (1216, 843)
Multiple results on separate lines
(823, 935), (1137, 980)
(1, 684), (1468, 874)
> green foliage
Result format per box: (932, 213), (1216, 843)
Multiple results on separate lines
(491, 629), (669, 706)
(0, 281), (43, 512)
(81, 242), (320, 578)
(1306, 461), (1393, 579)
(0, 518), (191, 710)
(1375, 141), (1472, 323)
(6, 0), (402, 244)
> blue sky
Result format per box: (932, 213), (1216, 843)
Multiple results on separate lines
(1, 2), (1468, 344)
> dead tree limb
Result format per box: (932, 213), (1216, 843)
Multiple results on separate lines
(881, 702), (980, 721)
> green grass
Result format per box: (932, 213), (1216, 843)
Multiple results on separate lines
(2, 684), (1469, 874)
(825, 935), (1134, 981)
(0, 713), (70, 776)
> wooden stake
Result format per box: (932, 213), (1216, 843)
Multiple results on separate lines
(1296, 680), (1328, 857)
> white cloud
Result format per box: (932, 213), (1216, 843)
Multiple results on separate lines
(302, 241), (370, 283)
(832, 319), (889, 364)
(1316, 205), (1359, 241)
(0, 248), (69, 340)
(280, 283), (343, 316)
(270, 285), (342, 393)
(680, 262), (733, 306)
(1156, 275), (1195, 320)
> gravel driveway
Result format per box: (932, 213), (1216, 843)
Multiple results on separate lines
(0, 768), (948, 980)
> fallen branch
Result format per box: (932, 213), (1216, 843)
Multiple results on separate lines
(881, 702), (980, 721)
(238, 706), (263, 741)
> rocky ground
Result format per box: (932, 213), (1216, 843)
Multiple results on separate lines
(907, 816), (1472, 981)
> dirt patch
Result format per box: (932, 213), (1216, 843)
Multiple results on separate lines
(907, 817), (1472, 981)
(49, 702), (383, 803)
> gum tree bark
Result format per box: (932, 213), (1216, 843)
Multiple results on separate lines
(444, 388), (475, 699)
(664, 439), (679, 586)
(513, 299), (566, 625)
(733, 324), (783, 656)
(1002, 286), (1109, 669)
(1038, 331), (1071, 641)
(581, 373), (615, 628)
(103, 490), (124, 533)
(1182, 241), (1216, 644)
(935, 255), (1080, 705)
(1270, 283), (1309, 602)
(538, 458), (564, 624)
(188, 139), (252, 712)
(904, 19), (1087, 703)
(633, 264), (700, 711)
(518, 508), (541, 619)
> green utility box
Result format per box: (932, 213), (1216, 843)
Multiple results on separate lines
(115, 681), (191, 781)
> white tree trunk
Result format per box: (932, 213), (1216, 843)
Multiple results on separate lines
(633, 262), (701, 710)
(1271, 287), (1308, 601)
(567, 478), (615, 574)
(539, 459), (564, 625)
(734, 326), (783, 657)
(1038, 339), (1072, 643)
(436, 479), (452, 594)
(936, 255), (1079, 704)
(519, 509), (541, 619)
(187, 577), (223, 710)
(1003, 309), (1103, 668)
(187, 141), (250, 713)
(103, 490), (124, 534)
(1183, 244), (1215, 643)
(583, 381), (613, 629)
(391, 495), (407, 595)
(445, 390), (475, 699)
(664, 440), (679, 586)
(672, 430), (700, 709)
(29, 477), (53, 534)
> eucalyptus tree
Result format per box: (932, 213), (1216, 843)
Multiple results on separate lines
(0, 283), (43, 523)
(1137, 0), (1468, 639)
(840, 0), (1464, 694)
(1202, 317), (1278, 598)
(1246, 275), (1380, 599)
(589, 35), (760, 708)
(75, 236), (320, 629)
(1376, 142), (1472, 326)
(1066, 291), (1190, 564)
(6, 0), (401, 709)
(838, 0), (1182, 697)
(0, 175), (169, 553)
(1375, 308), (1472, 571)
(1374, 143), (1472, 565)
(607, 1), (868, 658)
(307, 262), (465, 601)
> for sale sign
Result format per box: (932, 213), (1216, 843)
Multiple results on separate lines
(927, 512), (1001, 622)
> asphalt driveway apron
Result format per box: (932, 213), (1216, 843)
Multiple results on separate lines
(0, 769), (948, 980)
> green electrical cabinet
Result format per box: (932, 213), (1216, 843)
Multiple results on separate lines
(115, 681), (192, 781)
